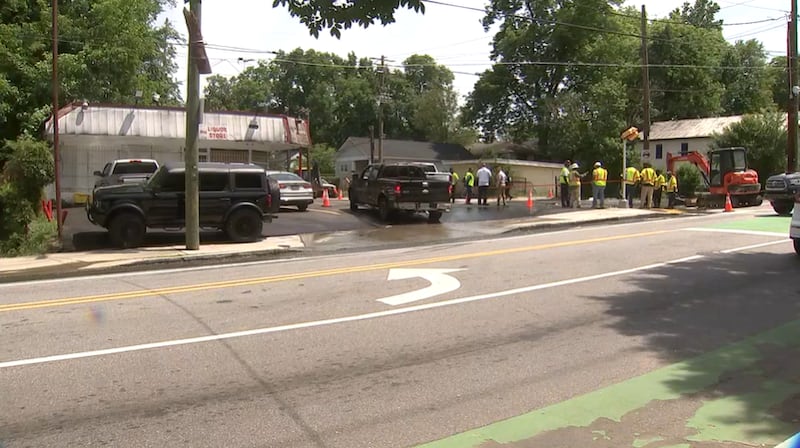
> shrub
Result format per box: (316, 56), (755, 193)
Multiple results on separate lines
(0, 137), (56, 256)
(677, 164), (703, 198)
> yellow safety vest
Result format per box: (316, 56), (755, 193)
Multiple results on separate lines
(569, 170), (581, 186)
(655, 174), (665, 189)
(640, 167), (656, 185)
(450, 172), (459, 185)
(624, 167), (640, 185)
(592, 168), (607, 187)
(464, 172), (475, 187)
(560, 167), (570, 184)
(667, 176), (678, 192)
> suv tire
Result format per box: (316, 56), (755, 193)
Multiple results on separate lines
(773, 199), (794, 216)
(428, 211), (443, 223)
(225, 208), (263, 242)
(794, 238), (800, 256)
(109, 211), (146, 249)
(298, 203), (309, 212)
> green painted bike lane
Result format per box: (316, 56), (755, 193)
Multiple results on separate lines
(708, 215), (792, 235)
(417, 319), (800, 448)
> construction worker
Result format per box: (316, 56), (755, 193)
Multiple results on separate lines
(639, 162), (657, 209)
(569, 163), (584, 208)
(496, 167), (508, 206)
(623, 165), (640, 208)
(653, 169), (666, 208)
(449, 168), (459, 203)
(591, 161), (607, 209)
(666, 170), (678, 209)
(560, 160), (571, 208)
(463, 168), (475, 205)
(476, 163), (492, 206)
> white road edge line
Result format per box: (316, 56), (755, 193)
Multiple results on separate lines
(685, 227), (788, 238)
(0, 254), (707, 369)
(0, 212), (722, 288)
(720, 240), (788, 253)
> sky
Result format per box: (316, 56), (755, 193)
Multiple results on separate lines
(159, 0), (792, 104)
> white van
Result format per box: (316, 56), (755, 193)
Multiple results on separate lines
(792, 191), (800, 255)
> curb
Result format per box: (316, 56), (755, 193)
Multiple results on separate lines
(0, 247), (304, 284)
(776, 433), (800, 448)
(501, 210), (692, 235)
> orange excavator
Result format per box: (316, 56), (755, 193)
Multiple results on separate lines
(666, 147), (762, 208)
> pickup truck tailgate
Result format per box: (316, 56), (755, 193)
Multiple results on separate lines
(391, 179), (450, 204)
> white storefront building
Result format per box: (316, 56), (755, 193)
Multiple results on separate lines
(45, 102), (311, 204)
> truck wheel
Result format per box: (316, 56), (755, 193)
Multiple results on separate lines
(298, 203), (309, 212)
(109, 211), (145, 249)
(428, 211), (443, 223)
(225, 209), (263, 242)
(378, 196), (391, 222)
(794, 239), (800, 256)
(772, 199), (794, 216)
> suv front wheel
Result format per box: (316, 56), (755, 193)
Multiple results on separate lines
(225, 208), (263, 242)
(109, 211), (146, 249)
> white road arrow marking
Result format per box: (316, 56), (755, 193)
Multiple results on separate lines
(378, 268), (465, 306)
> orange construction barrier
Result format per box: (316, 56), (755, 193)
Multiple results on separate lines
(322, 188), (331, 207)
(337, 187), (343, 200)
(527, 189), (534, 209)
(724, 194), (734, 212)
(547, 187), (554, 199)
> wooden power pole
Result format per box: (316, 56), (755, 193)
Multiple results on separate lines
(52, 0), (62, 239)
(373, 55), (394, 163)
(641, 5), (651, 155)
(182, 0), (211, 250)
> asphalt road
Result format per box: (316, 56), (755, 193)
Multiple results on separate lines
(2, 206), (798, 447)
(62, 198), (571, 251)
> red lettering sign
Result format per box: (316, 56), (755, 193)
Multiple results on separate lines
(205, 126), (228, 140)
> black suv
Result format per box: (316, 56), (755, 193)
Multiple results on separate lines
(87, 162), (280, 248)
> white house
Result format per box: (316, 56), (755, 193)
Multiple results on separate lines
(44, 102), (311, 204)
(635, 115), (743, 172)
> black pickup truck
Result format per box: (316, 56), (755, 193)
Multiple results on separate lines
(348, 163), (451, 223)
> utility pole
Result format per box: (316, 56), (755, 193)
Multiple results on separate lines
(789, 0), (799, 173)
(641, 5), (651, 156)
(182, 0), (211, 250)
(373, 55), (394, 163)
(52, 0), (62, 239)
(369, 125), (375, 163)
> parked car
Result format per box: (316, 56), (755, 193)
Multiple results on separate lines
(266, 171), (314, 211)
(348, 162), (451, 223)
(94, 159), (159, 189)
(407, 161), (452, 184)
(314, 177), (338, 199)
(87, 162), (278, 248)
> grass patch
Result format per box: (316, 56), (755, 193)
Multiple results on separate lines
(0, 214), (58, 257)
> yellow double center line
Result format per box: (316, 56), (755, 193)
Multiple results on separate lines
(1, 230), (670, 313)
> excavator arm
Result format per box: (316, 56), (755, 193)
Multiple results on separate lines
(666, 151), (711, 186)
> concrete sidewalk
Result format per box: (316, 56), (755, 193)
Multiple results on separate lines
(0, 205), (686, 283)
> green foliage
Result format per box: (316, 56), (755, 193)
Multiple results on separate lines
(677, 164), (703, 198)
(203, 49), (468, 148)
(0, 138), (56, 256)
(767, 56), (789, 112)
(712, 112), (787, 180)
(0, 0), (180, 143)
(0, 211), (57, 257)
(719, 40), (771, 115)
(310, 144), (337, 174)
(273, 0), (424, 38)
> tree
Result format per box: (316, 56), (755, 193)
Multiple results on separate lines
(273, 0), (424, 38)
(0, 0), (180, 143)
(767, 56), (789, 112)
(712, 111), (787, 181)
(719, 40), (771, 115)
(672, 0), (722, 29)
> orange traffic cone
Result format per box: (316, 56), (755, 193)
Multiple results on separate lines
(724, 193), (733, 212)
(322, 188), (331, 207)
(337, 188), (343, 200)
(527, 189), (534, 210)
(547, 187), (554, 199)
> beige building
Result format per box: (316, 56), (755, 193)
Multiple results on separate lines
(445, 158), (563, 198)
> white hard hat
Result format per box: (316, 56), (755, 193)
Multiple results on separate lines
(570, 163), (579, 169)
(594, 161), (602, 167)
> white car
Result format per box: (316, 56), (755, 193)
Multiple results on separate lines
(266, 171), (314, 211)
(791, 191), (800, 255)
